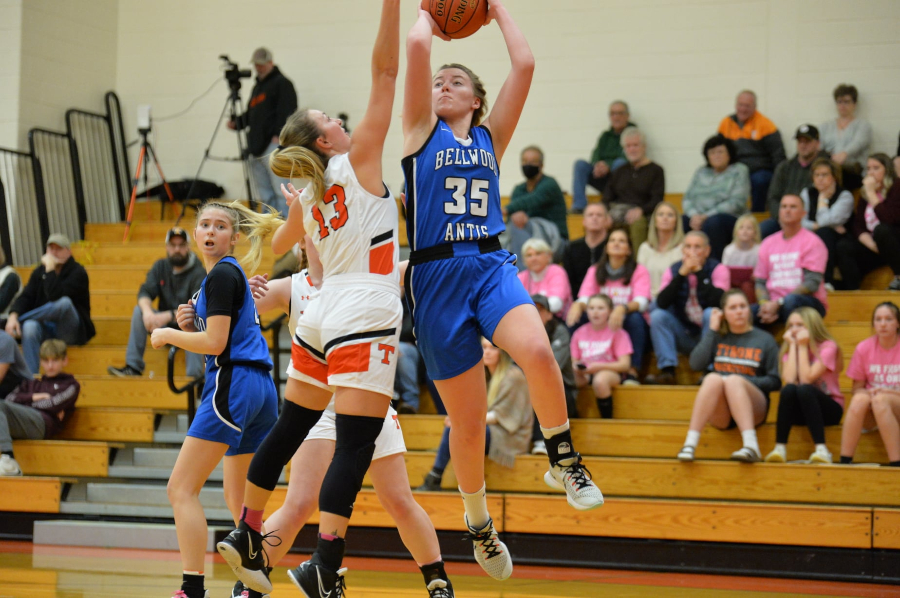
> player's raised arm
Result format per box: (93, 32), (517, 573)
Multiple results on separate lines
(402, 7), (446, 155)
(348, 0), (400, 193)
(481, 0), (534, 163)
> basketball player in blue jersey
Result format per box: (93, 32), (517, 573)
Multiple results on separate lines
(149, 201), (282, 598)
(402, 0), (604, 580)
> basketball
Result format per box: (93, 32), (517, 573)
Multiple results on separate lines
(422, 0), (488, 40)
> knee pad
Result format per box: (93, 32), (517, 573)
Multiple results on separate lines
(247, 401), (324, 492)
(318, 414), (383, 519)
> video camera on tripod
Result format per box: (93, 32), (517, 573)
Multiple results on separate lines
(219, 55), (252, 92)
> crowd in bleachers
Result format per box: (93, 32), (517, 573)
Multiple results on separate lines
(498, 83), (900, 468)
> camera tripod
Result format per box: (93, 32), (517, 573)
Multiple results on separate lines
(180, 67), (256, 224)
(123, 128), (174, 241)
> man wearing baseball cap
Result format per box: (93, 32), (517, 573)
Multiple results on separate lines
(759, 124), (831, 238)
(5, 233), (95, 374)
(108, 227), (206, 378)
(226, 47), (298, 217)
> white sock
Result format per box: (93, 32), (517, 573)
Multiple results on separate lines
(741, 430), (760, 453)
(684, 430), (701, 448)
(460, 484), (490, 531)
(540, 421), (570, 439)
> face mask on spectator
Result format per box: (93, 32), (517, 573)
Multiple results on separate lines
(521, 165), (540, 179)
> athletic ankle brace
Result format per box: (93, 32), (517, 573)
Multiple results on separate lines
(420, 560), (449, 586)
(318, 414), (383, 518)
(544, 428), (575, 464)
(247, 401), (324, 491)
(314, 534), (346, 572)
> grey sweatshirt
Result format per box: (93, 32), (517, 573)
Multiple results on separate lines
(689, 327), (781, 395)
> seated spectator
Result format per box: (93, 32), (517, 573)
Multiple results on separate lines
(562, 203), (611, 298)
(820, 84), (872, 191)
(637, 201), (684, 298)
(571, 294), (632, 419)
(718, 90), (786, 213)
(517, 239), (572, 320)
(417, 339), (533, 490)
(108, 228), (206, 378)
(646, 232), (730, 385)
(568, 227), (650, 383)
(760, 125), (829, 238)
(0, 331), (31, 398)
(678, 290), (780, 462)
(722, 214), (761, 302)
(4, 234), (95, 374)
(603, 127), (665, 248)
(530, 294), (577, 455)
(839, 302), (900, 467)
(0, 339), (80, 476)
(765, 307), (844, 464)
(753, 195), (828, 326)
(505, 145), (568, 264)
(570, 100), (633, 213)
(800, 158), (853, 289)
(682, 134), (750, 260)
(0, 246), (22, 322)
(835, 154), (900, 291)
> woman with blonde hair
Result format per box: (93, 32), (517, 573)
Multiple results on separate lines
(517, 237), (572, 318)
(149, 200), (282, 598)
(765, 307), (844, 464)
(636, 201), (684, 298)
(418, 338), (533, 489)
(216, 3), (410, 595)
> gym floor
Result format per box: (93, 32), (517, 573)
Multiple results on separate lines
(1, 541), (897, 598)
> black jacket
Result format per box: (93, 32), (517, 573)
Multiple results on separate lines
(138, 254), (206, 312)
(11, 258), (95, 342)
(656, 259), (725, 333)
(236, 66), (298, 156)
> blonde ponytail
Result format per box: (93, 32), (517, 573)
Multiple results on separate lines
(270, 109), (328, 202)
(197, 201), (284, 273)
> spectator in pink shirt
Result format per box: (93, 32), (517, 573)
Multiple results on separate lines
(645, 232), (731, 385)
(765, 307), (844, 464)
(753, 194), (828, 326)
(567, 227), (650, 383)
(570, 294), (632, 419)
(517, 239), (572, 319)
(840, 302), (900, 467)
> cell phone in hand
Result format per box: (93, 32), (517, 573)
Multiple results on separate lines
(576, 363), (587, 370)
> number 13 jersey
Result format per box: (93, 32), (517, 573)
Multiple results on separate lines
(402, 120), (505, 251)
(298, 153), (399, 286)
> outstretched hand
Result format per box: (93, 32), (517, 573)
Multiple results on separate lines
(418, 5), (452, 41)
(249, 273), (269, 299)
(280, 183), (302, 208)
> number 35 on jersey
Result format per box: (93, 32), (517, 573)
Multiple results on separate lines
(443, 177), (491, 242)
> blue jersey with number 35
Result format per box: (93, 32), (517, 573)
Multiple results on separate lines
(402, 120), (504, 251)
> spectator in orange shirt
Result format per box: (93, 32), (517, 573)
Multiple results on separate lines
(718, 90), (786, 213)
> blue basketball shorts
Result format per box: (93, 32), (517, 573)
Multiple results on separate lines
(405, 246), (533, 380)
(187, 364), (278, 456)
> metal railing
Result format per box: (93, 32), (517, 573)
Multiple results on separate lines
(167, 346), (205, 424)
(28, 128), (85, 242)
(65, 92), (131, 225)
(0, 147), (49, 265)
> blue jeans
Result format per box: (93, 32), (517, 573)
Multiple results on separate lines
(749, 169), (774, 213)
(751, 293), (825, 325)
(394, 341), (421, 411)
(682, 213), (738, 261)
(649, 307), (713, 370)
(571, 158), (626, 210)
(623, 311), (649, 370)
(125, 305), (203, 378)
(18, 297), (86, 374)
(433, 424), (491, 475)
(250, 140), (290, 217)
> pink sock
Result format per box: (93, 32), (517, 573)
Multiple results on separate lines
(319, 533), (339, 541)
(240, 506), (264, 532)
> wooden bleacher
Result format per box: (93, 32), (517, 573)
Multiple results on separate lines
(3, 199), (897, 567)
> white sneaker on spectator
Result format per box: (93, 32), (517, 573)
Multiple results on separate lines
(676, 446), (695, 462)
(531, 440), (547, 455)
(764, 446), (786, 463)
(731, 446), (761, 463)
(808, 446), (833, 464)
(0, 455), (22, 476)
